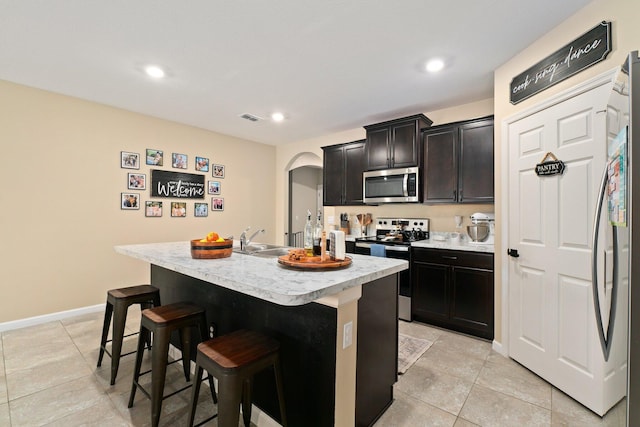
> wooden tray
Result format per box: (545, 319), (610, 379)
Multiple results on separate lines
(277, 255), (352, 270)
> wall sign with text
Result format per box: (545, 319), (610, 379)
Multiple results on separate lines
(510, 21), (611, 104)
(150, 169), (205, 199)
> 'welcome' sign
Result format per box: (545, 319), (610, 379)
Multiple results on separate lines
(510, 21), (611, 104)
(151, 170), (205, 199)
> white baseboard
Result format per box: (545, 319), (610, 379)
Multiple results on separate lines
(0, 304), (104, 333)
(492, 339), (507, 356)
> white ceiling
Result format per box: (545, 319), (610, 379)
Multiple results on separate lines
(0, 0), (592, 145)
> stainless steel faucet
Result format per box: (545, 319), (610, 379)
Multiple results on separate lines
(240, 227), (265, 251)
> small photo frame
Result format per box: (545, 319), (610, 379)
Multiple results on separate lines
(172, 153), (188, 169)
(208, 180), (221, 195)
(146, 149), (164, 166)
(171, 201), (187, 217)
(194, 202), (208, 217)
(127, 173), (146, 190)
(121, 151), (140, 169)
(212, 197), (224, 211)
(121, 192), (140, 210)
(145, 201), (163, 217)
(195, 157), (209, 172)
(212, 164), (225, 178)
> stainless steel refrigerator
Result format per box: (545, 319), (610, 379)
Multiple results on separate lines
(594, 51), (640, 426)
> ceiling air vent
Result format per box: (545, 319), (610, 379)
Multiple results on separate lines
(239, 113), (262, 122)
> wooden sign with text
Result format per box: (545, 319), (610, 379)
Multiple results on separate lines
(510, 21), (611, 104)
(150, 169), (205, 199)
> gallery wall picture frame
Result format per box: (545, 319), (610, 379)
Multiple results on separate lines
(146, 149), (164, 166)
(208, 180), (221, 195)
(212, 164), (225, 178)
(145, 201), (163, 217)
(212, 197), (224, 211)
(195, 156), (209, 172)
(121, 151), (140, 169)
(121, 192), (140, 210)
(171, 201), (187, 217)
(127, 173), (146, 190)
(194, 202), (208, 217)
(172, 153), (188, 169)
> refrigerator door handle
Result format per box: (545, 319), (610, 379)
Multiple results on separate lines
(591, 166), (619, 361)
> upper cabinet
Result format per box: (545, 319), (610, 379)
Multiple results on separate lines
(322, 140), (366, 206)
(423, 116), (494, 204)
(364, 114), (432, 171)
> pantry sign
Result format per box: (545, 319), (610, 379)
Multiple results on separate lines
(510, 21), (611, 104)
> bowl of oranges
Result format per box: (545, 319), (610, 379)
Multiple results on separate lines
(190, 232), (233, 259)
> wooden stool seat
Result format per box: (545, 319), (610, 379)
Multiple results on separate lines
(97, 284), (161, 385)
(188, 329), (287, 427)
(128, 302), (216, 427)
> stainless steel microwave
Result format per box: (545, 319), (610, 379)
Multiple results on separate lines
(363, 167), (420, 204)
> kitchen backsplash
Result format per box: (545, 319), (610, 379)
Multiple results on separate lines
(324, 204), (494, 234)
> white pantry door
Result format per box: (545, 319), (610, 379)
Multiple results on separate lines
(507, 81), (625, 415)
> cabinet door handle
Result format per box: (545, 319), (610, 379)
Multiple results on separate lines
(442, 256), (457, 260)
(507, 249), (519, 258)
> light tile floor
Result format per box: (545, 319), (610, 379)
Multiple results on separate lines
(0, 310), (627, 426)
(376, 321), (626, 427)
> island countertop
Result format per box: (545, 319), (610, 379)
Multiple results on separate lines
(114, 241), (407, 306)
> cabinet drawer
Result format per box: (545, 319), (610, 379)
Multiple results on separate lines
(412, 248), (493, 269)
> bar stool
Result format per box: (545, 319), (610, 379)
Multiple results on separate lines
(97, 284), (161, 385)
(187, 329), (287, 427)
(128, 302), (217, 427)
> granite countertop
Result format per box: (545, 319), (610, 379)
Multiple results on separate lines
(411, 232), (495, 253)
(114, 241), (407, 306)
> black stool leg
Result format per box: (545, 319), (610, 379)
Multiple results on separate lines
(128, 324), (148, 408)
(140, 302), (154, 349)
(179, 327), (192, 382)
(274, 356), (288, 427)
(97, 301), (113, 368)
(187, 364), (204, 427)
(150, 326), (171, 427)
(109, 300), (129, 385)
(217, 375), (243, 427)
(242, 378), (252, 427)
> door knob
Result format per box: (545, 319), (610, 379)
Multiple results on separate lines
(508, 249), (520, 258)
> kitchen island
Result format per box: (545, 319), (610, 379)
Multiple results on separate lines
(115, 241), (407, 427)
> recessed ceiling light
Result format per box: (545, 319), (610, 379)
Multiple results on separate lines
(145, 65), (166, 78)
(271, 112), (285, 122)
(425, 58), (445, 73)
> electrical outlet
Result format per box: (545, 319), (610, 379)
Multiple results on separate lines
(208, 323), (217, 338)
(343, 321), (353, 349)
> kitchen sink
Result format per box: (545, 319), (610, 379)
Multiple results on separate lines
(250, 247), (293, 258)
(233, 244), (293, 256)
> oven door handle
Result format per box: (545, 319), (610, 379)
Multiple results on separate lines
(355, 242), (409, 252)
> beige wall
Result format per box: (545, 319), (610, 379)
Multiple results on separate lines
(0, 81), (276, 323)
(493, 0), (640, 344)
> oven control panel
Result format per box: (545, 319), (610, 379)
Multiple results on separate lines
(375, 217), (430, 232)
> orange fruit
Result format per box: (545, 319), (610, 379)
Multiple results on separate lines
(206, 232), (219, 242)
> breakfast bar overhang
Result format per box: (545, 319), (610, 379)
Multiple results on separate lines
(115, 242), (407, 427)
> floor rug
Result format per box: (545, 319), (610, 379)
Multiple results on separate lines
(398, 333), (433, 374)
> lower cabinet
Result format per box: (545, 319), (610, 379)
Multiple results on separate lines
(412, 248), (494, 340)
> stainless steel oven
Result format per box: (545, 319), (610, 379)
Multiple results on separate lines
(354, 217), (430, 321)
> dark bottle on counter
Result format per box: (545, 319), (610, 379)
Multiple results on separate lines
(313, 210), (323, 256)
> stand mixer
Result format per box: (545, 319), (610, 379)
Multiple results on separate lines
(468, 212), (495, 244)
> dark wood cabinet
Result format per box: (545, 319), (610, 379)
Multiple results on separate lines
(364, 114), (432, 171)
(412, 248), (494, 340)
(322, 140), (366, 206)
(422, 116), (494, 204)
